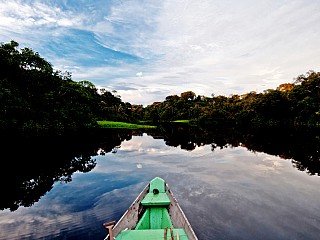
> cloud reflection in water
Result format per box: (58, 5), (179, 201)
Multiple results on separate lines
(0, 132), (320, 240)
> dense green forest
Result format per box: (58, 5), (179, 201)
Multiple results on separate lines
(1, 40), (319, 135)
(0, 40), (133, 135)
(140, 71), (320, 127)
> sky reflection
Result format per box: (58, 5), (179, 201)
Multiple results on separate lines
(0, 133), (319, 240)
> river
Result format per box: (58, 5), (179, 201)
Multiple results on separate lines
(0, 125), (319, 239)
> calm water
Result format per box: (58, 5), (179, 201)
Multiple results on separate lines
(0, 126), (320, 240)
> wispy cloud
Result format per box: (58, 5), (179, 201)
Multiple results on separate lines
(1, 0), (320, 105)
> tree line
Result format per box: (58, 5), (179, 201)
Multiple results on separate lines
(133, 71), (320, 127)
(1, 40), (319, 136)
(0, 41), (133, 135)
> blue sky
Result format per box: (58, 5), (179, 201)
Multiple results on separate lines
(1, 0), (320, 106)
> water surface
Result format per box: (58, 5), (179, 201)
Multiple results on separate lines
(0, 127), (319, 239)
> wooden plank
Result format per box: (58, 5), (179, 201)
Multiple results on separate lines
(149, 177), (166, 192)
(141, 193), (171, 206)
(166, 184), (198, 240)
(116, 229), (189, 240)
(104, 184), (149, 240)
(104, 177), (199, 240)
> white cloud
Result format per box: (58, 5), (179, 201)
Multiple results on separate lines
(106, 0), (320, 104)
(1, 0), (320, 106)
(0, 1), (83, 29)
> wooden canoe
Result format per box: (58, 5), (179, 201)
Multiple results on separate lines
(103, 177), (198, 240)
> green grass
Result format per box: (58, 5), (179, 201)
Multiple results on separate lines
(97, 121), (156, 129)
(172, 120), (190, 123)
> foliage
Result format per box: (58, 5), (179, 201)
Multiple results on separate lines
(1, 40), (320, 134)
(97, 120), (156, 129)
(0, 41), (133, 135)
(141, 71), (320, 127)
(172, 120), (190, 123)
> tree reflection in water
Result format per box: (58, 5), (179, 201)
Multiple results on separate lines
(151, 124), (320, 176)
(1, 125), (319, 211)
(0, 129), (131, 211)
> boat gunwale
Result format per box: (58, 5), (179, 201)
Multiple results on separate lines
(104, 179), (198, 240)
(104, 183), (149, 240)
(166, 183), (198, 240)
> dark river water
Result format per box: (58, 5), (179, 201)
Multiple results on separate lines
(0, 125), (320, 240)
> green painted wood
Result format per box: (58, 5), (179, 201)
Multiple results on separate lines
(160, 207), (173, 229)
(149, 177), (166, 193)
(150, 208), (162, 229)
(116, 228), (189, 240)
(111, 177), (195, 240)
(135, 209), (150, 230)
(141, 177), (171, 206)
(135, 208), (173, 230)
(141, 192), (171, 206)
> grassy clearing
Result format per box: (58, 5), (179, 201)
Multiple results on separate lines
(172, 120), (190, 123)
(97, 121), (156, 129)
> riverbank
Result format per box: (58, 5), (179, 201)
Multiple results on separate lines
(97, 121), (156, 129)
